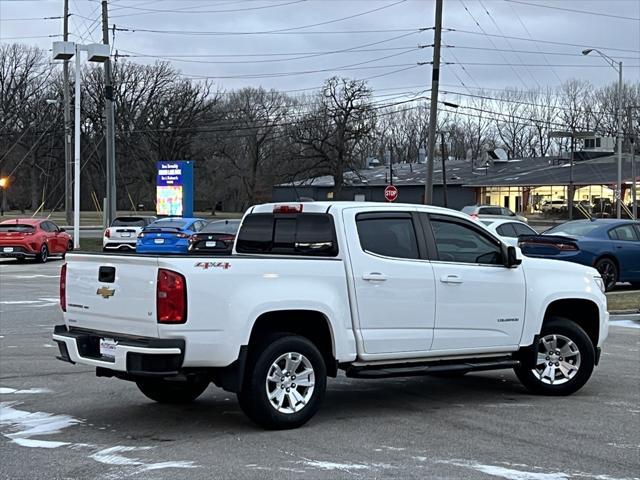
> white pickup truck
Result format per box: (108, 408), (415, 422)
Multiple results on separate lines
(54, 202), (609, 429)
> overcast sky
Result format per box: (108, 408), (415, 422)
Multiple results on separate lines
(1, 0), (639, 101)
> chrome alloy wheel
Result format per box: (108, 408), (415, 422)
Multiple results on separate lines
(265, 352), (315, 414)
(533, 334), (581, 385)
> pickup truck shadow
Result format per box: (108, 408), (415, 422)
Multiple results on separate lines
(102, 371), (530, 433)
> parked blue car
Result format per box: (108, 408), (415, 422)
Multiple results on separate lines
(136, 217), (207, 254)
(518, 219), (640, 291)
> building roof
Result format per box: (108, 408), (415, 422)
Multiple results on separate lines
(279, 154), (638, 189)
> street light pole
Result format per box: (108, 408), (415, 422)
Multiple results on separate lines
(53, 40), (109, 250)
(582, 49), (623, 218)
(617, 61), (623, 219)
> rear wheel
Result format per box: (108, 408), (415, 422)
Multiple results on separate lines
(136, 378), (209, 404)
(36, 244), (48, 263)
(595, 257), (617, 291)
(514, 317), (595, 396)
(237, 334), (327, 430)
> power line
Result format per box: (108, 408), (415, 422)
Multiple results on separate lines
(447, 62), (640, 68)
(446, 28), (640, 54)
(109, 0), (307, 17)
(119, 30), (421, 64)
(504, 0), (640, 22)
(114, 0), (410, 36)
(505, 0), (563, 83)
(446, 44), (640, 61)
(0, 15), (64, 21)
(477, 0), (540, 88)
(457, 0), (530, 89)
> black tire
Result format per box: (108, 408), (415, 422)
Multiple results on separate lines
(594, 257), (618, 291)
(136, 378), (209, 404)
(36, 244), (48, 263)
(62, 241), (73, 259)
(237, 334), (327, 430)
(514, 317), (595, 396)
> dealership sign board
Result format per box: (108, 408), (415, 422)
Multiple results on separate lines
(156, 161), (194, 217)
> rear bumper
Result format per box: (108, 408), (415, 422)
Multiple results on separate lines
(136, 244), (189, 254)
(103, 241), (136, 251)
(0, 246), (37, 258)
(53, 325), (185, 376)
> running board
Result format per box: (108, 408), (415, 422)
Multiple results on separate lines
(345, 358), (520, 379)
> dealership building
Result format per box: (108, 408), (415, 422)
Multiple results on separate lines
(273, 140), (638, 216)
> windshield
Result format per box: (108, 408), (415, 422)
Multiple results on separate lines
(545, 222), (600, 237)
(147, 219), (187, 230)
(0, 224), (35, 233)
(202, 220), (241, 234)
(111, 217), (146, 227)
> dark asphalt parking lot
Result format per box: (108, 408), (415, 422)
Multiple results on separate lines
(1, 259), (639, 480)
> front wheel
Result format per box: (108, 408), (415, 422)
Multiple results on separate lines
(237, 335), (327, 430)
(62, 241), (73, 258)
(595, 258), (618, 291)
(514, 317), (595, 396)
(136, 379), (209, 404)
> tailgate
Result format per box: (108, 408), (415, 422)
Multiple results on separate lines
(65, 253), (160, 337)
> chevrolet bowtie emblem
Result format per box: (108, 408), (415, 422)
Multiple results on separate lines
(96, 286), (115, 299)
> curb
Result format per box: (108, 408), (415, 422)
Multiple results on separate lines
(609, 310), (640, 316)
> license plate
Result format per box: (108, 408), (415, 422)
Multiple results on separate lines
(205, 241), (217, 247)
(154, 238), (165, 244)
(3, 247), (13, 252)
(99, 338), (117, 359)
(121, 232), (131, 238)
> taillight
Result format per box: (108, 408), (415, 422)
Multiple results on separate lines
(157, 269), (186, 324)
(138, 232), (145, 238)
(219, 235), (235, 242)
(60, 264), (67, 312)
(104, 229), (110, 238)
(176, 233), (189, 238)
(273, 203), (303, 214)
(557, 243), (578, 251)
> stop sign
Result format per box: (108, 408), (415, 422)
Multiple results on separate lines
(384, 185), (398, 202)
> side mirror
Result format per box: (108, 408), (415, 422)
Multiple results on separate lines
(503, 245), (522, 268)
(59, 228), (66, 233)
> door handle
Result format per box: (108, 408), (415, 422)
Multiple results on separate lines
(362, 272), (388, 282)
(440, 274), (463, 284)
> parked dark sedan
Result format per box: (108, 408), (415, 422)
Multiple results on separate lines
(518, 219), (640, 291)
(189, 219), (241, 254)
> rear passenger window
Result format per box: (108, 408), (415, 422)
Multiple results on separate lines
(496, 223), (517, 237)
(608, 225), (639, 241)
(236, 213), (337, 256)
(480, 207), (502, 216)
(356, 215), (419, 260)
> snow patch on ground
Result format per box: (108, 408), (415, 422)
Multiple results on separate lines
(610, 320), (640, 329)
(0, 402), (197, 473)
(0, 387), (51, 394)
(0, 402), (80, 449)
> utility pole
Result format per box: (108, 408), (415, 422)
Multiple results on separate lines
(440, 131), (448, 207)
(424, 0), (442, 205)
(102, 0), (116, 226)
(568, 135), (574, 220)
(63, 0), (72, 226)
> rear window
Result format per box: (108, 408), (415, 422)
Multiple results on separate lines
(147, 219), (186, 229)
(479, 207), (503, 215)
(545, 222), (600, 237)
(202, 220), (241, 234)
(111, 217), (146, 227)
(0, 224), (35, 233)
(461, 206), (476, 214)
(236, 213), (337, 256)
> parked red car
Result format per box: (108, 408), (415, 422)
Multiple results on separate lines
(0, 219), (72, 262)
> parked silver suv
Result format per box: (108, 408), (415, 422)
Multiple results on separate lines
(461, 205), (528, 223)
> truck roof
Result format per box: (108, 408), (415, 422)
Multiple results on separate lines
(250, 201), (471, 221)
